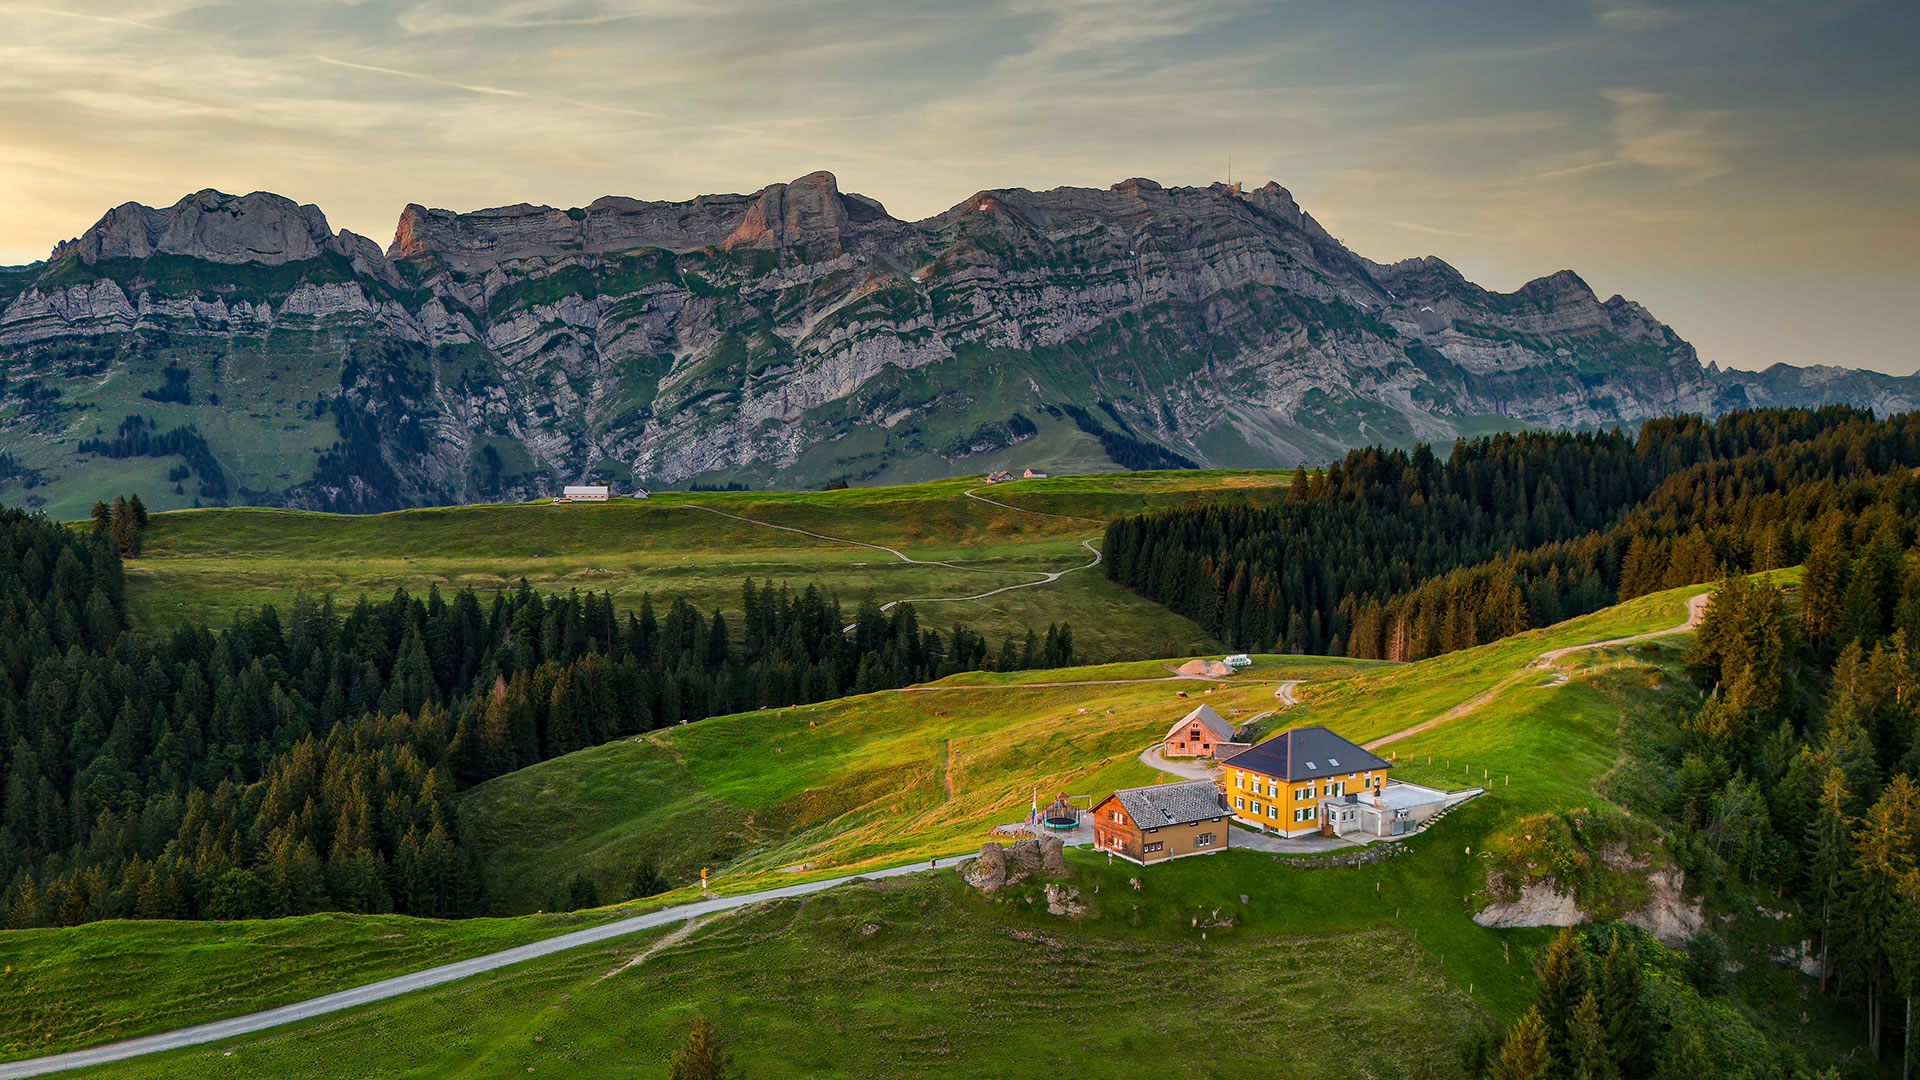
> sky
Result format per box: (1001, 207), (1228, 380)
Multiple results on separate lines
(1, 0), (1915, 375)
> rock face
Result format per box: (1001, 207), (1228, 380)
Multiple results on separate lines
(1622, 868), (1705, 947)
(49, 189), (381, 269)
(6, 172), (1919, 514)
(1473, 880), (1587, 930)
(1474, 868), (1704, 942)
(959, 843), (1007, 892)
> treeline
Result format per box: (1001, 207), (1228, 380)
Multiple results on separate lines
(0, 508), (1073, 929)
(1635, 558), (1920, 1067)
(1465, 925), (1822, 1079)
(1054, 402), (1197, 471)
(1104, 408), (1920, 662)
(78, 415), (227, 501)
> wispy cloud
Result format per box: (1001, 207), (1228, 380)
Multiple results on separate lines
(1602, 87), (1734, 183)
(1592, 0), (1683, 32)
(1385, 219), (1479, 238)
(314, 55), (526, 97)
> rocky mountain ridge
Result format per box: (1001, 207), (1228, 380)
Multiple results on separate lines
(3, 172), (1916, 515)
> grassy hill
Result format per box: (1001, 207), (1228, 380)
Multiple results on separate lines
(7, 575), (1860, 1077)
(458, 654), (1383, 914)
(0, 905), (665, 1064)
(70, 863), (1480, 1080)
(112, 471), (1286, 659)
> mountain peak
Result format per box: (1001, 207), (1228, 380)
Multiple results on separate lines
(51, 189), (348, 266)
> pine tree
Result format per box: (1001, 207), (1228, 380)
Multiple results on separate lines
(1566, 989), (1617, 1080)
(1838, 776), (1920, 1059)
(1487, 1006), (1551, 1080)
(1535, 928), (1591, 1066)
(1599, 935), (1650, 1079)
(667, 1016), (736, 1080)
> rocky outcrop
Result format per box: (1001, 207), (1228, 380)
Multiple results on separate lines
(50, 189), (375, 268)
(959, 842), (1007, 892)
(1473, 880), (1587, 930)
(1043, 883), (1087, 917)
(1622, 868), (1705, 947)
(6, 173), (1920, 513)
(1474, 867), (1705, 943)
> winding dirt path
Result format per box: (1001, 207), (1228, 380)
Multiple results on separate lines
(1274, 680), (1302, 705)
(1362, 591), (1712, 752)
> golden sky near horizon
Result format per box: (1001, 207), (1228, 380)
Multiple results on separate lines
(1, 0), (1914, 375)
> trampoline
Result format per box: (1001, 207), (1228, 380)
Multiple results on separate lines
(1039, 793), (1080, 831)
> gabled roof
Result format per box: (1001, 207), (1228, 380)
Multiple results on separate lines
(1225, 725), (1389, 782)
(1162, 703), (1235, 744)
(1098, 779), (1226, 829)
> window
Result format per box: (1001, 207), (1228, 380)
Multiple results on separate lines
(1235, 771), (1245, 789)
(1194, 832), (1215, 848)
(1111, 809), (1123, 823)
(1251, 801), (1262, 814)
(1144, 841), (1164, 853)
(1294, 806), (1318, 822)
(1267, 804), (1278, 819)
(1268, 780), (1278, 797)
(1234, 796), (1244, 810)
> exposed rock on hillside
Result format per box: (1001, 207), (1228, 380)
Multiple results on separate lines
(5, 171), (1918, 513)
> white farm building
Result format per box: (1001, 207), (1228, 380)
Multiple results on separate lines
(561, 485), (610, 501)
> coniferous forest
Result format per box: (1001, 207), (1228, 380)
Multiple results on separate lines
(1104, 407), (1920, 662)
(0, 507), (1074, 928)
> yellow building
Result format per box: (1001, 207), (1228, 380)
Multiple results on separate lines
(1222, 725), (1391, 837)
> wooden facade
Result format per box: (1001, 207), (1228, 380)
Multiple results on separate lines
(1089, 782), (1230, 865)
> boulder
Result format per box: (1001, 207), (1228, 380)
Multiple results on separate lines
(1039, 836), (1069, 874)
(1044, 883), (1087, 917)
(1004, 836), (1044, 874)
(959, 842), (1006, 892)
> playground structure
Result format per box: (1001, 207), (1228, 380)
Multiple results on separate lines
(1032, 791), (1090, 832)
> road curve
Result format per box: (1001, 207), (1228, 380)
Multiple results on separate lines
(0, 853), (980, 1079)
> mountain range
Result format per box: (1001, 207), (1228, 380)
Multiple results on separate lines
(3, 171), (1916, 515)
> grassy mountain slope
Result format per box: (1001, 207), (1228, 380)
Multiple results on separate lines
(7, 576), (1861, 1077)
(0, 906), (662, 1064)
(115, 471), (1281, 658)
(459, 654), (1380, 914)
(71, 866), (1478, 1080)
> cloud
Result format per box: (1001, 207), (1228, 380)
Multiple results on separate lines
(1396, 111), (1570, 140)
(1602, 87), (1734, 183)
(314, 55), (526, 97)
(1384, 219), (1479, 238)
(1592, 0), (1683, 32)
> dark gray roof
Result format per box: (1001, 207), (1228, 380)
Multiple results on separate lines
(1225, 725), (1388, 782)
(1163, 703), (1235, 744)
(1105, 780), (1226, 828)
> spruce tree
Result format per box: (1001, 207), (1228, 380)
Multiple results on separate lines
(667, 1016), (736, 1080)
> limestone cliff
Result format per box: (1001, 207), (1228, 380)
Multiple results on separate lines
(2, 172), (1915, 514)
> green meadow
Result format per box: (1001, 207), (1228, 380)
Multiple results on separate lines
(0, 905), (669, 1064)
(112, 471), (1292, 659)
(12, 577), (1848, 1078)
